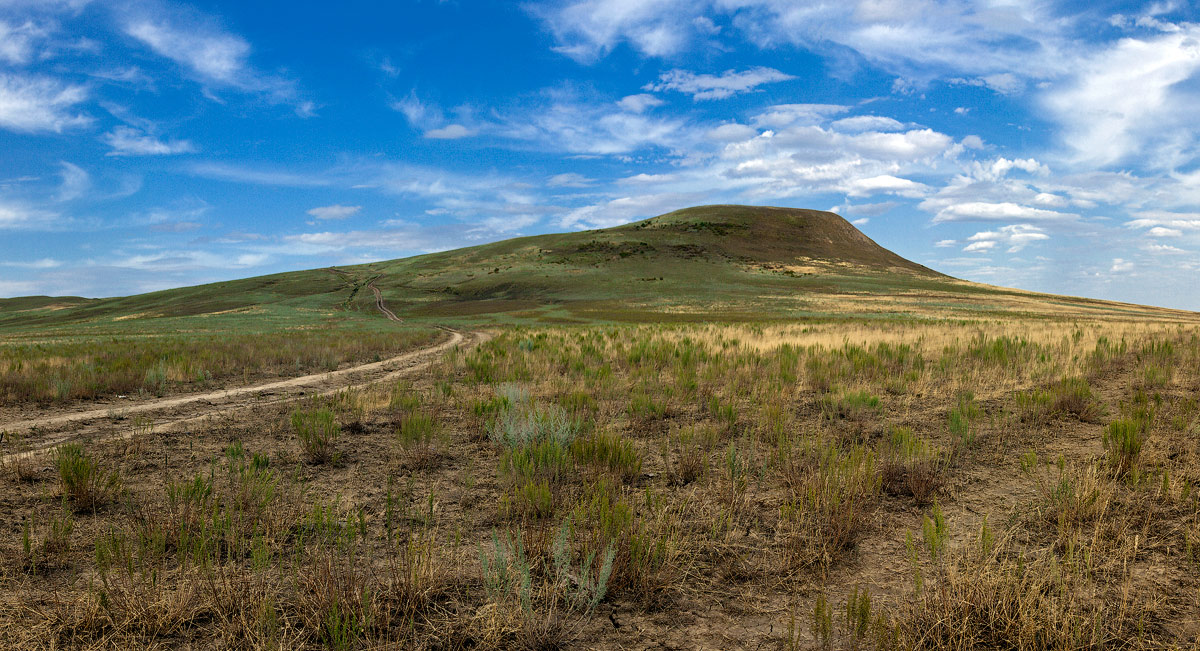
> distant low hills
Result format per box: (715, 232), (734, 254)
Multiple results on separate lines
(2, 205), (1196, 334)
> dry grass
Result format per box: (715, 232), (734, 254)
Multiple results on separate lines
(3, 318), (1200, 648)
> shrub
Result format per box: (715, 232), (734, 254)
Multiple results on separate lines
(665, 426), (709, 486)
(1103, 419), (1145, 477)
(880, 427), (944, 505)
(779, 442), (880, 569)
(948, 392), (983, 448)
(819, 389), (883, 421)
(396, 413), (442, 470)
(1, 429), (37, 482)
(55, 444), (122, 511)
(571, 431), (642, 483)
(293, 407), (340, 464)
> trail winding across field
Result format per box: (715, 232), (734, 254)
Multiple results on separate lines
(368, 279), (401, 322)
(1, 287), (487, 460)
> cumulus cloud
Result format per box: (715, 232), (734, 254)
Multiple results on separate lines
(643, 66), (794, 100)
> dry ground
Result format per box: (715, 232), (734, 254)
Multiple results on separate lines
(2, 318), (1199, 650)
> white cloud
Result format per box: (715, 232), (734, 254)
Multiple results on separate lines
(122, 9), (303, 107)
(963, 240), (995, 253)
(705, 123), (757, 142)
(831, 116), (904, 133)
(934, 239), (957, 247)
(547, 173), (594, 187)
(847, 175), (928, 198)
(0, 20), (48, 65)
(125, 18), (250, 85)
(1143, 242), (1186, 253)
(1126, 210), (1200, 230)
(103, 126), (196, 156)
(560, 192), (705, 229)
(1148, 226), (1183, 237)
(56, 161), (89, 201)
(0, 198), (57, 230)
(425, 123), (475, 139)
(187, 162), (332, 187)
(0, 73), (90, 133)
(533, 0), (1068, 82)
(834, 201), (897, 217)
(617, 93), (663, 113)
(1111, 258), (1134, 273)
(306, 204), (362, 220)
(965, 224), (1050, 253)
(644, 66), (795, 100)
(0, 258), (60, 269)
(929, 201), (1078, 224)
(1043, 25), (1200, 169)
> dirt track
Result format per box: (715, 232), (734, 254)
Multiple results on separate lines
(368, 279), (401, 321)
(1, 285), (487, 459)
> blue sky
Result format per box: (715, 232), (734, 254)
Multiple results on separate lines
(2, 1), (1200, 309)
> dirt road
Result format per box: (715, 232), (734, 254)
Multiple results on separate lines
(368, 279), (401, 321)
(1, 289), (486, 459)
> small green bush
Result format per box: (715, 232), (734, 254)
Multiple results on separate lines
(292, 407), (340, 464)
(55, 444), (122, 510)
(1103, 419), (1145, 476)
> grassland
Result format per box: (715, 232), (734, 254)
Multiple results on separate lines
(3, 316), (1200, 649)
(0, 268), (440, 409)
(3, 205), (1200, 649)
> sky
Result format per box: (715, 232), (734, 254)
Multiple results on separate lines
(2, 1), (1200, 309)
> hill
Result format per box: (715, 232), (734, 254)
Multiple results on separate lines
(1, 205), (1196, 335)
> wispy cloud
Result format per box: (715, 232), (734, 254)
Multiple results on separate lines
(186, 162), (332, 187)
(56, 161), (89, 201)
(307, 204), (361, 220)
(964, 224), (1049, 253)
(103, 126), (196, 156)
(121, 6), (307, 110)
(643, 66), (794, 100)
(0, 19), (49, 65)
(1043, 24), (1200, 169)
(0, 73), (90, 133)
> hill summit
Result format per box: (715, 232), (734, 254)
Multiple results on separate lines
(607, 205), (938, 275)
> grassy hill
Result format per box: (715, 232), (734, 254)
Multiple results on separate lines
(2, 205), (1196, 336)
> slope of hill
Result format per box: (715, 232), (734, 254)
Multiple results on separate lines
(1, 205), (1196, 334)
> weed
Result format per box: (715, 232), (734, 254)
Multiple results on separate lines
(396, 413), (443, 470)
(292, 407), (340, 464)
(880, 427), (944, 504)
(1102, 418), (1145, 477)
(55, 443), (122, 510)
